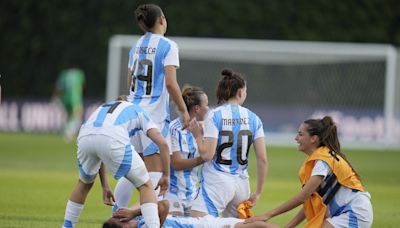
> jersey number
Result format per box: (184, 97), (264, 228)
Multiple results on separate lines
(131, 59), (153, 95)
(216, 130), (252, 165)
(102, 102), (121, 114)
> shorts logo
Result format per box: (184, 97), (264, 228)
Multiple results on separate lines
(173, 202), (180, 208)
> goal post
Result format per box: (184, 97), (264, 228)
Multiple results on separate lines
(106, 35), (400, 148)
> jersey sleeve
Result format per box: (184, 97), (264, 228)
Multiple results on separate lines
(128, 46), (135, 69)
(311, 160), (331, 177)
(139, 111), (159, 134)
(163, 40), (180, 68)
(253, 115), (265, 140)
(203, 111), (219, 139)
(170, 127), (181, 152)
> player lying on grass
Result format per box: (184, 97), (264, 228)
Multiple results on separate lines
(104, 200), (279, 228)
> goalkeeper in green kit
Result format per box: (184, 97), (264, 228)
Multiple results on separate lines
(53, 66), (85, 142)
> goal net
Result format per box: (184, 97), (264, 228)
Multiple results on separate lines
(106, 35), (400, 148)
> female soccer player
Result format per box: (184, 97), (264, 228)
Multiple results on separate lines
(246, 116), (373, 228)
(62, 99), (170, 228)
(189, 69), (268, 218)
(165, 85), (209, 217)
(114, 3), (190, 210)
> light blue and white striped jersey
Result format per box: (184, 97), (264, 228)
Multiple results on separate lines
(169, 118), (200, 200)
(135, 214), (242, 228)
(202, 104), (264, 176)
(312, 160), (372, 221)
(127, 32), (179, 123)
(78, 100), (157, 144)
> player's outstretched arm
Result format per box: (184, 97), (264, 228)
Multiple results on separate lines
(165, 65), (190, 129)
(99, 163), (115, 206)
(170, 151), (203, 170)
(248, 137), (268, 206)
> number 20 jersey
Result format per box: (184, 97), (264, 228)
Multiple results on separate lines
(203, 104), (265, 176)
(127, 32), (180, 122)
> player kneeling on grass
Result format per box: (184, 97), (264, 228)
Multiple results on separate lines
(245, 116), (373, 228)
(104, 200), (279, 228)
(62, 97), (170, 228)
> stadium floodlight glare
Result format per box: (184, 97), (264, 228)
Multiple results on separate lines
(107, 35), (399, 149)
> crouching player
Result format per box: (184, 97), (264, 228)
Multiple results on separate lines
(62, 98), (170, 228)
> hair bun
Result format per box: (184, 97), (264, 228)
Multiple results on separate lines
(322, 116), (335, 127)
(221, 68), (233, 77)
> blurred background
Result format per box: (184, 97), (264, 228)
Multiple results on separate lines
(1, 1), (400, 227)
(1, 0), (400, 148)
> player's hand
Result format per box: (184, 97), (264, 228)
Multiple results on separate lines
(180, 110), (190, 130)
(188, 119), (203, 139)
(113, 207), (135, 222)
(248, 192), (261, 208)
(155, 175), (169, 196)
(102, 187), (115, 206)
(244, 214), (271, 224)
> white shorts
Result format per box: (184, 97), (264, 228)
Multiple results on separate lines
(164, 191), (202, 215)
(162, 214), (244, 228)
(131, 120), (170, 156)
(193, 169), (250, 217)
(327, 192), (373, 228)
(77, 134), (149, 187)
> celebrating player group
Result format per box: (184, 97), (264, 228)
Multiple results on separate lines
(62, 3), (373, 228)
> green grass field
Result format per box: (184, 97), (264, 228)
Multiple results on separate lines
(0, 132), (399, 227)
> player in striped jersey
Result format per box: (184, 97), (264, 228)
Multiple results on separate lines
(165, 86), (209, 217)
(246, 116), (373, 228)
(189, 69), (268, 218)
(62, 99), (170, 228)
(114, 3), (190, 210)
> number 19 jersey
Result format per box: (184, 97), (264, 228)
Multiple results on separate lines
(203, 104), (264, 176)
(127, 32), (180, 123)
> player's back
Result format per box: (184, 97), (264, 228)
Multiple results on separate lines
(127, 32), (179, 122)
(169, 118), (200, 200)
(203, 104), (264, 176)
(79, 100), (154, 143)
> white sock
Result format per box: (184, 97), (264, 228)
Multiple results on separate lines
(113, 177), (135, 212)
(63, 200), (83, 228)
(140, 203), (160, 228)
(148, 172), (162, 198)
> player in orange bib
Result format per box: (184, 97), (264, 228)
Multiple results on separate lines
(246, 116), (373, 228)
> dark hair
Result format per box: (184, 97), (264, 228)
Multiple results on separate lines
(182, 85), (206, 112)
(304, 116), (361, 180)
(102, 218), (122, 228)
(135, 4), (163, 32)
(216, 68), (246, 104)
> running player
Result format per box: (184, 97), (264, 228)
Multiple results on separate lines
(246, 116), (373, 228)
(113, 3), (190, 210)
(189, 69), (268, 218)
(165, 85), (209, 217)
(62, 99), (170, 228)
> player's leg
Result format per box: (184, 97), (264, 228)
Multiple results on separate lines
(189, 191), (208, 217)
(105, 141), (160, 228)
(63, 135), (101, 228)
(200, 170), (236, 217)
(163, 191), (184, 216)
(113, 133), (143, 210)
(223, 176), (251, 218)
